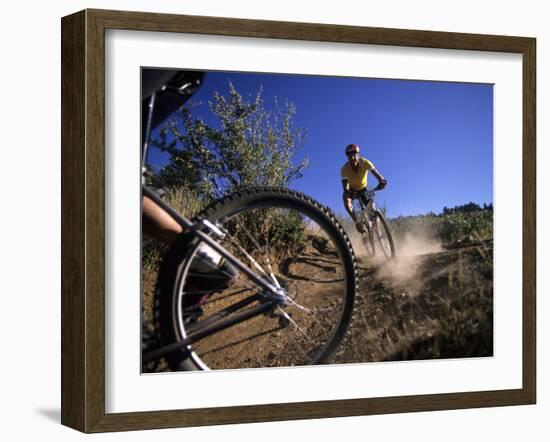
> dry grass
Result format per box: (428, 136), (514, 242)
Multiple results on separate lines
(333, 239), (493, 363)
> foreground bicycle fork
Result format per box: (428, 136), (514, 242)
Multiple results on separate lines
(142, 185), (293, 364)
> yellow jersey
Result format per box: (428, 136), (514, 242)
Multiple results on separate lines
(340, 157), (375, 191)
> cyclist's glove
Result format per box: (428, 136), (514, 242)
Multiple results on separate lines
(375, 180), (387, 190)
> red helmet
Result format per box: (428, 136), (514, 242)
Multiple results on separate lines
(345, 144), (360, 155)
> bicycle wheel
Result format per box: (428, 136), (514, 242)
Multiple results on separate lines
(373, 211), (396, 259)
(154, 187), (358, 371)
(360, 220), (376, 258)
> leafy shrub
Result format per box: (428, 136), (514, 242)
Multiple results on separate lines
(388, 209), (493, 246)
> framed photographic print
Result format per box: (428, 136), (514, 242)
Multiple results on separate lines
(61, 9), (536, 433)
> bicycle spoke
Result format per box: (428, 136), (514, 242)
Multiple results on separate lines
(288, 302), (336, 341)
(284, 295), (312, 313)
(279, 314), (314, 361)
(226, 231), (271, 279)
(200, 287), (253, 305)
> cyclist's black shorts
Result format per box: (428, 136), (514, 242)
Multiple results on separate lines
(344, 188), (370, 206)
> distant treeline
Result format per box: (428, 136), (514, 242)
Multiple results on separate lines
(441, 202), (493, 216)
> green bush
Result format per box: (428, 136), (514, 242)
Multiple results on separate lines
(150, 82), (308, 200)
(387, 209), (492, 246)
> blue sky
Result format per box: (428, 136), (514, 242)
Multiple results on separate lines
(146, 70), (493, 219)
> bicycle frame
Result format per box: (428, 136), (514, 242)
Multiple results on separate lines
(352, 187), (395, 260)
(141, 92), (285, 363)
(351, 188), (377, 222)
(142, 185), (281, 297)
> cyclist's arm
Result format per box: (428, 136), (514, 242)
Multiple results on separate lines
(142, 195), (183, 245)
(341, 178), (350, 192)
(371, 168), (387, 188)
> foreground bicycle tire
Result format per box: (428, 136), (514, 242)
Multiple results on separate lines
(154, 187), (358, 371)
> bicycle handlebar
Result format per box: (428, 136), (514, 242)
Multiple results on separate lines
(161, 80), (201, 97)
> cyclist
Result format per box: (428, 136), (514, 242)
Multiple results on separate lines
(141, 69), (238, 296)
(341, 143), (387, 233)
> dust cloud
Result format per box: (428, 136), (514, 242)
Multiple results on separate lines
(376, 256), (424, 297)
(348, 228), (441, 259)
(349, 231), (443, 296)
(395, 233), (442, 257)
(379, 234), (442, 295)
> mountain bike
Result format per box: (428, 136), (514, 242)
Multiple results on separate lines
(352, 187), (396, 259)
(141, 74), (359, 371)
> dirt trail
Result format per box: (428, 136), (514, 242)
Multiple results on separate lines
(142, 235), (493, 371)
(333, 237), (493, 363)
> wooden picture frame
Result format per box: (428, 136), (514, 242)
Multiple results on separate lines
(61, 8), (536, 433)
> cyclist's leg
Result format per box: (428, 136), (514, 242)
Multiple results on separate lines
(142, 195), (182, 245)
(342, 190), (364, 233)
(359, 191), (371, 213)
(342, 190), (356, 222)
(142, 195), (238, 296)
